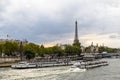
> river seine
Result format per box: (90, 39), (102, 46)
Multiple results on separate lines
(0, 59), (120, 80)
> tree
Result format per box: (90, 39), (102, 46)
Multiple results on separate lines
(99, 46), (106, 53)
(12, 42), (19, 56)
(73, 42), (81, 47)
(24, 50), (35, 60)
(52, 45), (64, 57)
(64, 44), (73, 56)
(23, 43), (40, 56)
(38, 45), (45, 57)
(0, 44), (3, 57)
(64, 44), (82, 56)
(85, 46), (91, 53)
(3, 41), (19, 56)
(45, 47), (54, 55)
(72, 45), (82, 56)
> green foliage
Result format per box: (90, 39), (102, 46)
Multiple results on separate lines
(85, 46), (91, 53)
(64, 44), (82, 56)
(52, 45), (64, 57)
(1, 40), (119, 59)
(24, 50), (35, 60)
(3, 41), (19, 56)
(99, 46), (105, 53)
(72, 45), (82, 56)
(23, 43), (40, 55)
(38, 45), (45, 57)
(0, 44), (3, 56)
(39, 53), (45, 57)
(45, 47), (54, 54)
(73, 42), (81, 47)
(98, 46), (119, 53)
(105, 47), (119, 53)
(64, 44), (73, 55)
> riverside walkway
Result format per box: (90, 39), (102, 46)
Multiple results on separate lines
(0, 57), (20, 68)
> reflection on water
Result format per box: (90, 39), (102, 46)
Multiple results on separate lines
(0, 59), (120, 80)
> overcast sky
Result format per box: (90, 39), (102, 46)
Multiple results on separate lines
(1, 0), (120, 48)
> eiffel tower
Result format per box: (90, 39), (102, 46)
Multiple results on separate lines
(73, 20), (80, 47)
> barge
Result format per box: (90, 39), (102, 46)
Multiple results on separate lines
(70, 60), (108, 70)
(11, 61), (72, 69)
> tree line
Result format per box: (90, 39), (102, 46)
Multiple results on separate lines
(85, 46), (119, 53)
(0, 41), (119, 60)
(0, 41), (82, 60)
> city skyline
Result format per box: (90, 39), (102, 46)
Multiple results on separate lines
(1, 0), (120, 48)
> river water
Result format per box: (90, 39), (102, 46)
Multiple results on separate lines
(0, 59), (120, 80)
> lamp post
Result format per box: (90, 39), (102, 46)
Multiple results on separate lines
(19, 41), (23, 61)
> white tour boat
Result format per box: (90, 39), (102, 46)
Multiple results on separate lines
(11, 61), (37, 69)
(70, 60), (108, 70)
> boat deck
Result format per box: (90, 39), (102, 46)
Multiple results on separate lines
(79, 61), (109, 69)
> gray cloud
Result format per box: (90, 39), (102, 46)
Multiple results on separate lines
(0, 0), (120, 47)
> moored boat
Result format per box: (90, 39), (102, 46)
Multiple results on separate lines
(11, 61), (37, 69)
(11, 60), (72, 69)
(71, 60), (109, 69)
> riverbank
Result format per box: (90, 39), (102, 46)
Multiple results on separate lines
(0, 62), (17, 68)
(0, 57), (20, 68)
